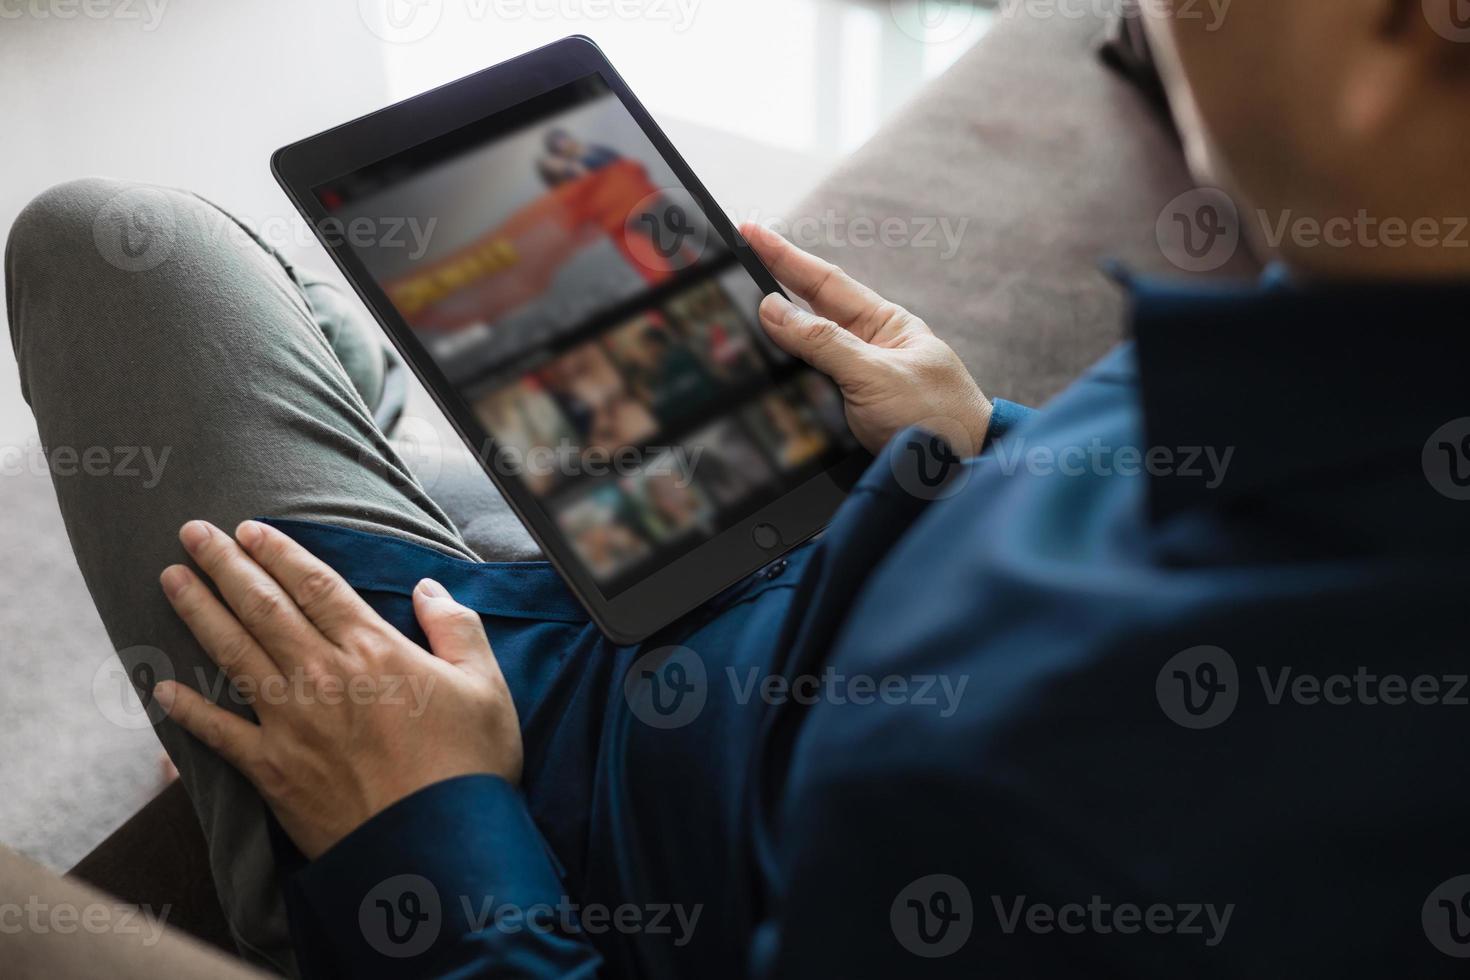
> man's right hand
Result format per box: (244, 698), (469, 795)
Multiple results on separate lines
(742, 223), (993, 456)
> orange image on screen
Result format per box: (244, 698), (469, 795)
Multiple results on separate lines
(387, 159), (690, 333)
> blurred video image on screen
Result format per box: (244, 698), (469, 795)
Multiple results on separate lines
(742, 386), (832, 472)
(539, 341), (660, 455)
(554, 483), (653, 583)
(602, 311), (710, 422)
(622, 454), (716, 544)
(471, 379), (577, 497)
(552, 454), (714, 586)
(684, 418), (775, 509)
(662, 280), (765, 383)
(794, 371), (856, 448)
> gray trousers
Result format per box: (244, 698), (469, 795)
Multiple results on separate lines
(5, 178), (534, 974)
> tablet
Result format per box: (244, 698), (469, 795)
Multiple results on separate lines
(272, 36), (866, 643)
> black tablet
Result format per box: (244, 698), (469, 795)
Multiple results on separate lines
(272, 36), (865, 643)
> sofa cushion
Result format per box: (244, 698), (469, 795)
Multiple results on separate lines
(786, 3), (1259, 409)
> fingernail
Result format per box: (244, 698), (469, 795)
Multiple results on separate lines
(179, 521), (211, 551)
(160, 565), (190, 599)
(417, 578), (449, 599)
(235, 520), (263, 548)
(152, 682), (175, 712)
(760, 293), (795, 324)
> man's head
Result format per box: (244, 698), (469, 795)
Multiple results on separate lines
(1142, 0), (1470, 278)
(545, 128), (583, 160)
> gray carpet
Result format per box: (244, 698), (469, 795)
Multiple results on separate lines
(0, 469), (163, 870)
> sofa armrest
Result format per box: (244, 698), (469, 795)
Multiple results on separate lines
(69, 780), (236, 957)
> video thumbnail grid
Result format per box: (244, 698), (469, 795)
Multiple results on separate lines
(469, 273), (852, 590)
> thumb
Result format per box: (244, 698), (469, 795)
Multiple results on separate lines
(413, 578), (496, 678)
(759, 293), (872, 385)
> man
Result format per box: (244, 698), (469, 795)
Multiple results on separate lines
(544, 127), (624, 176)
(7, 0), (1470, 975)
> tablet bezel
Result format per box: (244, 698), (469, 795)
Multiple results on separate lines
(272, 35), (866, 643)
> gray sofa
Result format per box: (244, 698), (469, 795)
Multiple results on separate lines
(69, 4), (1259, 958)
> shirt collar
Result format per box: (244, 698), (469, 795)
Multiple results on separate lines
(1125, 271), (1470, 522)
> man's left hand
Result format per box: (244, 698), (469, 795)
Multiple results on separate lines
(153, 519), (522, 860)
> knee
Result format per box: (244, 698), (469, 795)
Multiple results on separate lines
(5, 178), (230, 392)
(7, 178), (121, 257)
(7, 177), (199, 289)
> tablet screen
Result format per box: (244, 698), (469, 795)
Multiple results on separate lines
(314, 74), (855, 596)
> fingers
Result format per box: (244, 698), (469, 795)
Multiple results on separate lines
(161, 563), (281, 688)
(758, 293), (874, 385)
(412, 578), (501, 682)
(178, 521), (325, 668)
(153, 680), (263, 776)
(234, 520), (379, 642)
(741, 222), (886, 331)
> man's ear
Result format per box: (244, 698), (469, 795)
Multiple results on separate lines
(1380, 0), (1470, 71)
(1338, 0), (1469, 139)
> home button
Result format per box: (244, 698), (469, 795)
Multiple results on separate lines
(752, 523), (781, 550)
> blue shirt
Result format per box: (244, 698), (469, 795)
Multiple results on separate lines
(269, 275), (1470, 977)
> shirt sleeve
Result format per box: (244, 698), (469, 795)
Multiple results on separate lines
(285, 774), (603, 979)
(985, 398), (1036, 449)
